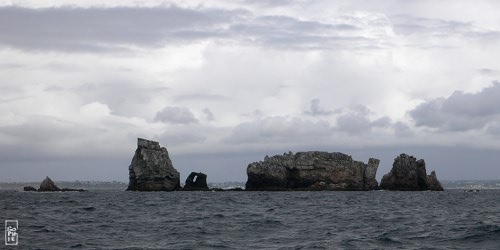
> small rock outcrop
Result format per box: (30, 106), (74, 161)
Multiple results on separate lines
(38, 176), (61, 192)
(380, 154), (444, 191)
(426, 171), (444, 191)
(127, 138), (180, 191)
(245, 151), (380, 191)
(183, 172), (209, 191)
(23, 186), (37, 192)
(364, 158), (380, 190)
(35, 176), (85, 192)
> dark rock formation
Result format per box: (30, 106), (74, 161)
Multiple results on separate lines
(127, 138), (180, 191)
(364, 158), (380, 190)
(23, 186), (37, 192)
(426, 171), (444, 191)
(36, 176), (85, 192)
(38, 176), (61, 192)
(245, 151), (380, 191)
(380, 153), (444, 191)
(183, 172), (209, 191)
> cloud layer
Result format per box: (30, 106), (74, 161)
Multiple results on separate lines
(1, 0), (500, 182)
(410, 82), (500, 131)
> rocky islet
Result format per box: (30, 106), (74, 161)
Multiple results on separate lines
(24, 176), (85, 192)
(22, 139), (444, 192)
(127, 138), (181, 191)
(182, 172), (210, 191)
(125, 138), (444, 192)
(380, 153), (444, 191)
(245, 151), (380, 191)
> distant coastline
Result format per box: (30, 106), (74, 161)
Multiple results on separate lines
(1, 180), (499, 190)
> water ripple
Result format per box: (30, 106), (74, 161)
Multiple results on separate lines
(0, 190), (499, 249)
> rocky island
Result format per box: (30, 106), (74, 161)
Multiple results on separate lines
(380, 153), (444, 191)
(127, 138), (181, 191)
(182, 172), (210, 191)
(24, 176), (85, 192)
(124, 138), (443, 192)
(245, 151), (380, 191)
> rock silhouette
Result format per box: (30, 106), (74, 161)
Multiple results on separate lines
(38, 176), (61, 192)
(380, 153), (444, 191)
(23, 186), (37, 192)
(245, 151), (380, 191)
(127, 138), (180, 191)
(183, 172), (209, 191)
(35, 176), (85, 192)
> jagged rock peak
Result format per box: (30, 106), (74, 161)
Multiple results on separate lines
(127, 138), (180, 191)
(246, 151), (379, 191)
(39, 176), (60, 192)
(427, 171), (444, 191)
(137, 138), (161, 150)
(380, 153), (444, 191)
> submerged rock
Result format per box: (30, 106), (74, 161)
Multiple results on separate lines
(23, 186), (37, 192)
(127, 138), (180, 191)
(183, 172), (209, 191)
(380, 153), (444, 191)
(245, 151), (380, 191)
(38, 176), (61, 192)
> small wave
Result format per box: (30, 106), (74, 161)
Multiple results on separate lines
(376, 232), (403, 244)
(459, 224), (500, 242)
(82, 206), (96, 211)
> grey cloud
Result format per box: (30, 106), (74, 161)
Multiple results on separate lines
(391, 15), (500, 46)
(478, 68), (499, 75)
(0, 95), (33, 104)
(242, 0), (299, 7)
(486, 122), (500, 135)
(0, 63), (26, 69)
(350, 105), (371, 116)
(241, 109), (263, 118)
(335, 113), (372, 135)
(173, 93), (229, 102)
(154, 106), (198, 124)
(392, 16), (473, 36)
(227, 116), (332, 144)
(202, 108), (215, 121)
(409, 82), (500, 131)
(0, 6), (381, 52)
(44, 86), (65, 92)
(442, 83), (500, 117)
(158, 129), (206, 146)
(372, 116), (392, 128)
(393, 122), (413, 137)
(0, 115), (116, 162)
(0, 6), (241, 51)
(75, 82), (169, 116)
(0, 115), (85, 142)
(335, 106), (400, 135)
(230, 15), (368, 50)
(304, 98), (339, 116)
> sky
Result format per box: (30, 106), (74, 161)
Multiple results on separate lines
(1, 0), (500, 183)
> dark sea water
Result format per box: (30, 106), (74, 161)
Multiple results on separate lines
(1, 189), (499, 249)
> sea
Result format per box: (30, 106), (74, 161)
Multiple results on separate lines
(1, 189), (499, 249)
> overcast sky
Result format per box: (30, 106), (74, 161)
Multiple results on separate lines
(1, 0), (500, 183)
